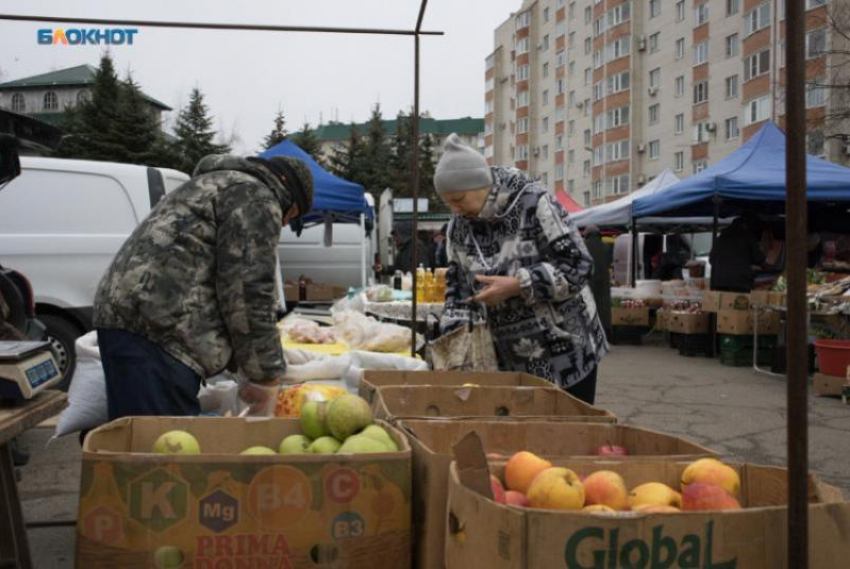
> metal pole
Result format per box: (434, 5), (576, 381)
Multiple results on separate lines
(411, 1), (428, 357)
(0, 13), (444, 36)
(785, 0), (808, 567)
(360, 213), (367, 288)
(711, 196), (720, 288)
(630, 219), (638, 287)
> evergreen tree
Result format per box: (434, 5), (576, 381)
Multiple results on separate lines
(389, 111), (413, 197)
(170, 87), (230, 174)
(290, 122), (323, 165)
(327, 123), (366, 184)
(262, 109), (288, 150)
(361, 103), (392, 191)
(112, 75), (162, 165)
(418, 132), (437, 202)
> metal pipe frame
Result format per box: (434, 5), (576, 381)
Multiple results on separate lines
(785, 0), (808, 566)
(410, 0), (428, 357)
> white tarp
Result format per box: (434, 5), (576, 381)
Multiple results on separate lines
(571, 170), (681, 228)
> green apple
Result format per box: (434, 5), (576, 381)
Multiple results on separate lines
(240, 446), (277, 455)
(337, 435), (391, 454)
(360, 425), (398, 451)
(300, 401), (332, 439)
(152, 431), (201, 455)
(326, 394), (373, 440)
(153, 545), (184, 568)
(278, 434), (312, 455)
(309, 436), (342, 454)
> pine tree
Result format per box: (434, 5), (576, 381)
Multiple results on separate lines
(418, 131), (437, 202)
(170, 87), (230, 174)
(262, 109), (288, 150)
(389, 111), (413, 197)
(361, 103), (392, 191)
(290, 122), (323, 165)
(112, 75), (161, 165)
(327, 123), (366, 184)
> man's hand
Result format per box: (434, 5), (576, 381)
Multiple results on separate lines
(468, 275), (521, 307)
(238, 378), (282, 417)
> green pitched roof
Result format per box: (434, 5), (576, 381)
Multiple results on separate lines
(0, 64), (172, 110)
(315, 116), (483, 141)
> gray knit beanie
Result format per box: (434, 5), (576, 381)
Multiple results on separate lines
(434, 133), (493, 194)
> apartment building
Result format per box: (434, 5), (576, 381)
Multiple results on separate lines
(485, 0), (847, 207)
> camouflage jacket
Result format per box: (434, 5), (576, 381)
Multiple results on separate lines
(93, 155), (290, 382)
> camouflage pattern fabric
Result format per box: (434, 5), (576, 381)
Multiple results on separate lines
(94, 155), (292, 382)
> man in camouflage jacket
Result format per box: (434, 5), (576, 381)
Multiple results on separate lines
(93, 154), (313, 419)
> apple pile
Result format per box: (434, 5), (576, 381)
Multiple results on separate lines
(487, 454), (743, 513)
(149, 394), (398, 456)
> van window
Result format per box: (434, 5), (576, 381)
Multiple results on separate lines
(146, 167), (165, 207)
(0, 169), (137, 234)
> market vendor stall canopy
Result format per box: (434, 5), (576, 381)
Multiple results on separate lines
(571, 169), (679, 229)
(632, 122), (850, 223)
(260, 139), (373, 227)
(555, 189), (584, 214)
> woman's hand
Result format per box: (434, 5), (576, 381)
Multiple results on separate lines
(468, 275), (521, 306)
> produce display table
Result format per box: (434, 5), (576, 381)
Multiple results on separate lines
(0, 390), (67, 569)
(364, 300), (445, 322)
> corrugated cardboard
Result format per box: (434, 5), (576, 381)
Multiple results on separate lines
(76, 416), (411, 569)
(655, 309), (670, 331)
(358, 370), (553, 406)
(813, 372), (848, 397)
(398, 420), (717, 569)
(611, 306), (650, 326)
(716, 309), (782, 335)
(701, 291), (753, 312)
(667, 312), (710, 334)
(372, 385), (615, 424)
(750, 290), (787, 307)
(283, 283), (298, 302)
(306, 283), (347, 302)
(446, 454), (850, 569)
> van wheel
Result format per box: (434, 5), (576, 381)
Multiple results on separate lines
(39, 315), (82, 391)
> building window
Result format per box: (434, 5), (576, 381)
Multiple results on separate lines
(542, 34), (550, 51)
(725, 75), (739, 99)
(568, 31), (576, 49)
(543, 62), (549, 79)
(569, 61), (576, 76)
(607, 71), (630, 94)
(557, 78), (566, 95)
(606, 139), (630, 162)
(676, 0), (685, 21)
(806, 29), (827, 59)
(543, 145), (549, 159)
(745, 2), (770, 36)
(542, 89), (550, 105)
(605, 106), (630, 129)
(517, 64), (530, 81)
(583, 99), (590, 117)
(807, 130), (825, 157)
(557, 135), (565, 150)
(584, 37), (592, 55)
(583, 191), (591, 206)
(518, 90), (529, 106)
(675, 151), (685, 172)
(516, 37), (530, 54)
(568, 149), (575, 164)
(744, 95), (771, 125)
(585, 6), (592, 24)
(10, 93), (25, 112)
(607, 174), (630, 195)
(676, 76), (685, 97)
(694, 41), (708, 65)
(43, 91), (58, 111)
(569, 2), (577, 19)
(593, 82), (603, 102)
(517, 117), (530, 133)
(517, 145), (529, 160)
(675, 114), (685, 134)
(744, 49), (770, 81)
(725, 117), (740, 140)
(726, 34), (739, 58)
(592, 181), (601, 200)
(584, 129), (591, 145)
(568, 179), (575, 193)
(569, 120), (575, 135)
(694, 81), (709, 104)
(694, 121), (712, 143)
(694, 3), (709, 26)
(650, 0), (661, 18)
(543, 7), (550, 22)
(583, 160), (591, 177)
(649, 68), (661, 88)
(585, 67), (592, 86)
(556, 49), (567, 67)
(649, 32), (660, 53)
(516, 11), (530, 29)
(555, 164), (565, 180)
(676, 38), (685, 59)
(541, 172), (549, 186)
(485, 100), (494, 114)
(693, 160), (708, 173)
(556, 106), (566, 122)
(556, 20), (567, 37)
(806, 82), (826, 108)
(649, 103), (660, 124)
(605, 35), (631, 63)
(727, 0), (740, 16)
(649, 140), (660, 160)
(542, 117), (549, 133)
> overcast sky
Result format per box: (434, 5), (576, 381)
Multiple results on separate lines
(0, 0), (520, 153)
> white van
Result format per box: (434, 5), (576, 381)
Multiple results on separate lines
(0, 157), (189, 384)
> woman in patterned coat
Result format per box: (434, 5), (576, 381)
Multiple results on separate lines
(435, 134), (608, 403)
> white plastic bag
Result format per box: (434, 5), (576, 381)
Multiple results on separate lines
(333, 310), (414, 353)
(53, 331), (108, 438)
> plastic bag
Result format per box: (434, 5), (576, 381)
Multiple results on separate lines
(280, 317), (336, 344)
(53, 332), (108, 438)
(333, 310), (413, 353)
(275, 382), (348, 417)
(235, 373), (281, 417)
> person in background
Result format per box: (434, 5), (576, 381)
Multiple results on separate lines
(94, 154), (314, 419)
(709, 215), (765, 292)
(583, 225), (613, 338)
(430, 224), (449, 269)
(436, 133), (608, 404)
(373, 222), (428, 277)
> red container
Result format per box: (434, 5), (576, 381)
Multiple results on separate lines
(814, 340), (850, 377)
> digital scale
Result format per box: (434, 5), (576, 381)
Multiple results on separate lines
(0, 341), (63, 400)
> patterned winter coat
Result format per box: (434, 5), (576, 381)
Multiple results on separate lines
(440, 167), (608, 388)
(93, 155), (289, 382)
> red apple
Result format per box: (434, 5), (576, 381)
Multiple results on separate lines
(596, 443), (629, 457)
(490, 475), (506, 504)
(505, 490), (529, 507)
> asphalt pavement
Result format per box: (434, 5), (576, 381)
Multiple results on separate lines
(14, 339), (850, 568)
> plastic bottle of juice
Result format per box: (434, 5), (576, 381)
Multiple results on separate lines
(436, 269), (447, 302)
(415, 265), (426, 303)
(425, 268), (437, 303)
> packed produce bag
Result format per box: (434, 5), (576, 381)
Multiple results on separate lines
(274, 382), (348, 417)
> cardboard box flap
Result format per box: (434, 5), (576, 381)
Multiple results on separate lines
(359, 370), (553, 403)
(452, 431), (493, 499)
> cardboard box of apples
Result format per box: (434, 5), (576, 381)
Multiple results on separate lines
(396, 420), (716, 569)
(446, 432), (850, 569)
(76, 394), (412, 569)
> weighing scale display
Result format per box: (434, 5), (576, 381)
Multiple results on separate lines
(25, 359), (59, 388)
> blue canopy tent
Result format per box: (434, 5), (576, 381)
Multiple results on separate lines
(259, 139), (374, 288)
(632, 121), (850, 221)
(260, 139), (373, 226)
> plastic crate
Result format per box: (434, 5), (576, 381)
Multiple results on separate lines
(720, 347), (773, 367)
(675, 333), (713, 357)
(719, 334), (778, 352)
